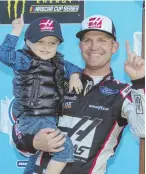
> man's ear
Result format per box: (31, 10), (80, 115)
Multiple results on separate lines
(112, 41), (119, 54)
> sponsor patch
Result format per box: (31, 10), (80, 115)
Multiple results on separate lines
(17, 161), (28, 168)
(64, 95), (77, 101)
(99, 86), (119, 95)
(134, 95), (143, 114)
(89, 105), (109, 111)
(64, 101), (73, 109)
(120, 84), (132, 98)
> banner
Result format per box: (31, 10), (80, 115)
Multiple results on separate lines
(0, 0), (84, 24)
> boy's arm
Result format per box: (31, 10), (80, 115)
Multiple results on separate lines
(11, 14), (24, 37)
(0, 34), (31, 70)
(64, 60), (82, 78)
(0, 14), (30, 70)
(0, 34), (18, 67)
(64, 60), (83, 93)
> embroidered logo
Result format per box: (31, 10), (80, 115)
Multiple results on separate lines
(39, 19), (54, 31)
(88, 17), (103, 29)
(99, 86), (119, 95)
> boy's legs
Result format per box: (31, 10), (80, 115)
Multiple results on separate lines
(18, 115), (57, 174)
(24, 153), (39, 174)
(46, 160), (66, 174)
(18, 116), (74, 174)
(45, 135), (74, 174)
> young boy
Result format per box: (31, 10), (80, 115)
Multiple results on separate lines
(0, 14), (82, 174)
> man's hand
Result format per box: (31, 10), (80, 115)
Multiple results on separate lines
(11, 14), (24, 36)
(124, 40), (145, 80)
(69, 73), (83, 94)
(33, 128), (66, 153)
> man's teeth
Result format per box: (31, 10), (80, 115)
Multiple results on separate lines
(90, 53), (101, 56)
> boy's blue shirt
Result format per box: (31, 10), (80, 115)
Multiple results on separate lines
(0, 34), (82, 78)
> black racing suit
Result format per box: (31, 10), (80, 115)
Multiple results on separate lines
(12, 71), (145, 174)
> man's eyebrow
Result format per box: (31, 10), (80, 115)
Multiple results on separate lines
(81, 35), (113, 41)
(82, 35), (112, 39)
(82, 37), (90, 39)
(98, 36), (113, 39)
(103, 34), (114, 39)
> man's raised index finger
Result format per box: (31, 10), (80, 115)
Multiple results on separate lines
(126, 40), (132, 56)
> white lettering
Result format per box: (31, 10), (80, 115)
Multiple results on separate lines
(63, 5), (79, 12)
(89, 105), (109, 111)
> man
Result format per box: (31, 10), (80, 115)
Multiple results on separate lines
(13, 14), (145, 174)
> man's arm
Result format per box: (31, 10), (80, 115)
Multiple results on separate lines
(12, 122), (65, 154)
(121, 78), (145, 138)
(121, 41), (145, 138)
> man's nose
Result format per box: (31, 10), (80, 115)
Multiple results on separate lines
(90, 41), (100, 50)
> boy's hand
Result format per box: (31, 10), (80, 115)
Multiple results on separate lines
(11, 14), (24, 36)
(69, 73), (83, 94)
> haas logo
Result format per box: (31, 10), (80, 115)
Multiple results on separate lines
(39, 19), (54, 31)
(88, 17), (103, 29)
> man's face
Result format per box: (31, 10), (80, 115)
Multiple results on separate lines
(79, 31), (119, 70)
(26, 36), (59, 60)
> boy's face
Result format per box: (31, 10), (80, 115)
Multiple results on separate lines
(26, 36), (60, 60)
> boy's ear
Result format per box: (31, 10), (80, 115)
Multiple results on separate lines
(57, 40), (60, 45)
(26, 40), (30, 47)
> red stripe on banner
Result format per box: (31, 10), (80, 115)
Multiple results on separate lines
(88, 121), (117, 174)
